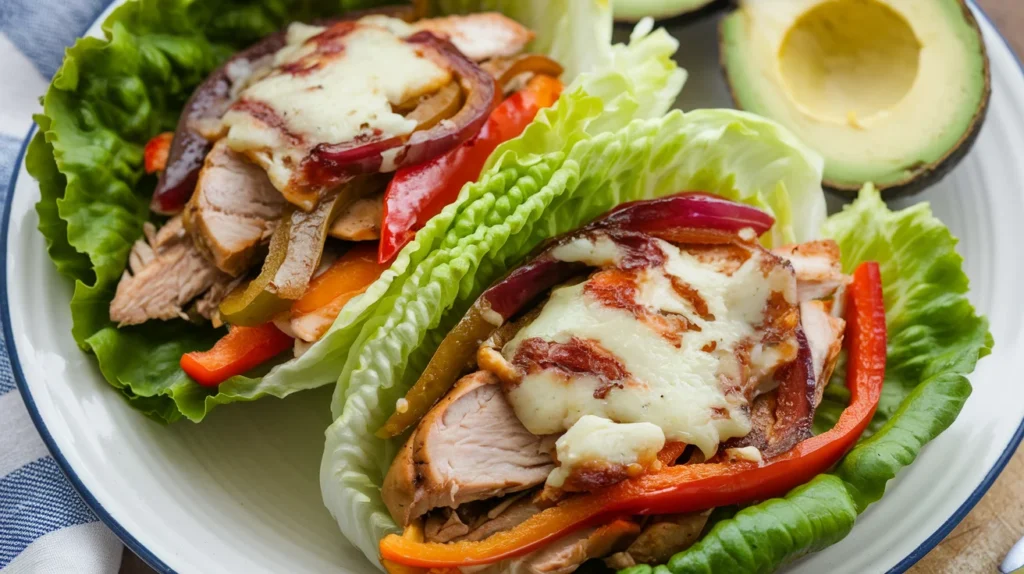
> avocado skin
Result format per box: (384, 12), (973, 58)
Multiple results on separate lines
(718, 0), (992, 200)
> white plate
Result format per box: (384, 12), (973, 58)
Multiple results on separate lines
(5, 2), (1023, 573)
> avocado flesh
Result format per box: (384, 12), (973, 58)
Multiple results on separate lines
(614, 0), (719, 22)
(721, 0), (989, 195)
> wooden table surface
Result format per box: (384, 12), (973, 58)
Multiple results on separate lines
(120, 1), (1024, 573)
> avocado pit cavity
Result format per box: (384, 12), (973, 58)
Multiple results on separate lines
(778, 0), (920, 128)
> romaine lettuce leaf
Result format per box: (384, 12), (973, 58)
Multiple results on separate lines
(646, 185), (991, 573)
(319, 101), (829, 562)
(28, 0), (614, 422)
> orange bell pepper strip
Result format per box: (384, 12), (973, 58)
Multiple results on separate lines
(144, 132), (173, 174)
(378, 261), (887, 568)
(288, 243), (388, 342)
(378, 75), (563, 264)
(180, 323), (294, 387)
(657, 442), (689, 467)
(382, 521), (430, 574)
(292, 243), (387, 316)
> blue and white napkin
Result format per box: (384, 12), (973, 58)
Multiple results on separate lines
(1, 0), (125, 572)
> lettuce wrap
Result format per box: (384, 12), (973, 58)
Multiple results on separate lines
(29, 0), (664, 423)
(318, 90), (988, 574)
(319, 98), (838, 562)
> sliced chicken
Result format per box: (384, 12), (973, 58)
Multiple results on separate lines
(183, 139), (286, 277)
(289, 305), (339, 343)
(800, 300), (846, 407)
(470, 520), (640, 574)
(605, 512), (711, 568)
(725, 298), (846, 460)
(328, 193), (383, 241)
(424, 493), (542, 544)
(382, 371), (556, 526)
(413, 13), (534, 62)
(110, 217), (231, 326)
(425, 509), (472, 544)
(461, 496), (545, 543)
(194, 275), (244, 326)
(772, 240), (849, 302)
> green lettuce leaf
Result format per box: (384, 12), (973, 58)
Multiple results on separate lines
(645, 185), (991, 573)
(29, 0), (613, 423)
(319, 98), (829, 562)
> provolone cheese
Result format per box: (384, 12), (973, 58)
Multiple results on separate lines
(502, 236), (797, 458)
(547, 415), (665, 488)
(221, 17), (451, 208)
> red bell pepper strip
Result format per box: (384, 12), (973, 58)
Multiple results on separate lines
(144, 132), (173, 174)
(378, 75), (563, 264)
(378, 261), (887, 567)
(180, 323), (294, 387)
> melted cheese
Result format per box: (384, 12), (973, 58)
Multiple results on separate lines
(547, 415), (665, 488)
(502, 237), (796, 457)
(725, 446), (763, 464)
(550, 235), (626, 268)
(222, 18), (451, 205)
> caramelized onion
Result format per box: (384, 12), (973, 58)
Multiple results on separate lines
(303, 31), (499, 182)
(219, 180), (374, 326)
(489, 54), (564, 89)
(723, 328), (816, 459)
(404, 82), (463, 130)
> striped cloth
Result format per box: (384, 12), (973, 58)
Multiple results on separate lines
(0, 0), (125, 572)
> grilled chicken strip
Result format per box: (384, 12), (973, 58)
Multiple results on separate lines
(183, 139), (287, 276)
(412, 13), (534, 62)
(382, 371), (556, 526)
(605, 512), (711, 568)
(110, 216), (231, 326)
(772, 240), (849, 303)
(472, 520), (640, 574)
(801, 299), (846, 406)
(424, 494), (543, 544)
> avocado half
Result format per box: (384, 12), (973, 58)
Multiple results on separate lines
(614, 0), (722, 22)
(720, 0), (990, 196)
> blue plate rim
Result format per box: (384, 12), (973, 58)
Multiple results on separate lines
(0, 2), (1018, 574)
(1, 126), (176, 573)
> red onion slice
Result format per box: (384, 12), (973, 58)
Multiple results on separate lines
(150, 30), (289, 215)
(595, 192), (775, 236)
(481, 256), (585, 321)
(480, 192), (776, 322)
(301, 31), (499, 185)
